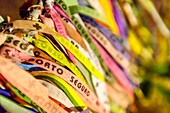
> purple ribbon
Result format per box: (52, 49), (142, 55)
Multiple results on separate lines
(110, 0), (128, 39)
(0, 88), (11, 98)
(80, 109), (90, 113)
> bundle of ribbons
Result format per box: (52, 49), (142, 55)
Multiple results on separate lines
(0, 0), (169, 113)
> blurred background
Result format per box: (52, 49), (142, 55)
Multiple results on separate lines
(0, 0), (170, 113)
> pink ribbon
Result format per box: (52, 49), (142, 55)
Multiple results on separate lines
(92, 37), (134, 102)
